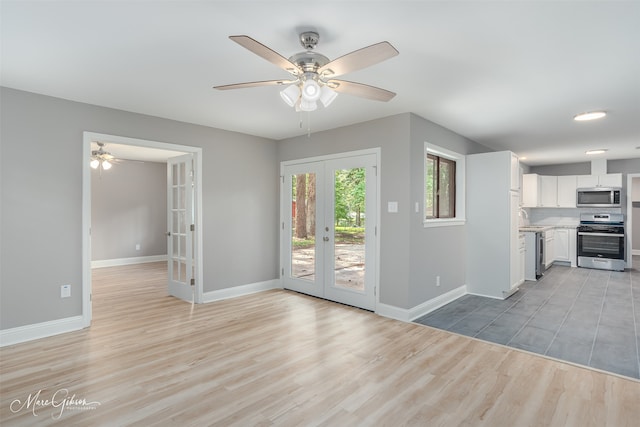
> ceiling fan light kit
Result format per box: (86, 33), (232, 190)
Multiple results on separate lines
(90, 142), (115, 171)
(215, 30), (399, 114)
(280, 84), (300, 107)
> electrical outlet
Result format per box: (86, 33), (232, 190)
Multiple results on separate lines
(135, 243), (141, 251)
(61, 284), (71, 298)
(436, 276), (441, 287)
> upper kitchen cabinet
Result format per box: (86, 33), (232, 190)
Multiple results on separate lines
(467, 151), (521, 299)
(576, 173), (623, 188)
(522, 174), (577, 207)
(539, 176), (557, 207)
(522, 174), (540, 207)
(557, 176), (577, 207)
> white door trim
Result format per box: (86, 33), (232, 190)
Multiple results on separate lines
(279, 148), (381, 309)
(82, 132), (204, 327)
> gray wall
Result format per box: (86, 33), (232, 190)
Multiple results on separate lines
(408, 114), (489, 305)
(530, 162), (591, 176)
(609, 158), (640, 174)
(278, 114), (412, 308)
(91, 160), (167, 261)
(530, 159), (640, 176)
(1, 87), (279, 329)
(277, 113), (490, 309)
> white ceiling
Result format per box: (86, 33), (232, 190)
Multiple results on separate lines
(2, 1), (639, 166)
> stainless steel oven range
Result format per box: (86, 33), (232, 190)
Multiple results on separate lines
(577, 213), (625, 271)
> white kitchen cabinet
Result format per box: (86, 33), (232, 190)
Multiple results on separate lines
(598, 173), (623, 187)
(554, 229), (570, 262)
(467, 151), (521, 299)
(544, 229), (555, 269)
(523, 174), (577, 208)
(522, 174), (539, 207)
(577, 173), (623, 188)
(557, 176), (577, 207)
(539, 176), (558, 207)
(553, 228), (577, 266)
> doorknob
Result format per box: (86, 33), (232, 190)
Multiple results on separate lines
(323, 236), (329, 242)
(166, 231), (171, 237)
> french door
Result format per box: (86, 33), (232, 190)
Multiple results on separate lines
(281, 152), (378, 310)
(167, 154), (195, 302)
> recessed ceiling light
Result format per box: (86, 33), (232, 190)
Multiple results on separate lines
(585, 149), (608, 155)
(574, 111), (607, 121)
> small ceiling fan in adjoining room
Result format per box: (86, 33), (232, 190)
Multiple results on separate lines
(214, 31), (399, 112)
(90, 142), (116, 171)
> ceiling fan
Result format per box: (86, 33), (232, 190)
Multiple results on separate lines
(90, 142), (116, 171)
(214, 31), (399, 111)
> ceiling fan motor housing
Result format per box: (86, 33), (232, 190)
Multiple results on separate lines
(289, 51), (330, 74)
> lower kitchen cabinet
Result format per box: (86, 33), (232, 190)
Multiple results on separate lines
(544, 229), (555, 269)
(553, 228), (577, 267)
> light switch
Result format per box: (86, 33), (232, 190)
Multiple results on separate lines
(388, 201), (398, 213)
(61, 284), (71, 298)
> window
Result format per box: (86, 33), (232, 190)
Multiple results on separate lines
(424, 143), (465, 227)
(425, 154), (455, 218)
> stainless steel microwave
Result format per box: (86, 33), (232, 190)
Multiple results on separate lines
(576, 187), (622, 208)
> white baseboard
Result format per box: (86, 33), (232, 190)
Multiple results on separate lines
(376, 285), (467, 322)
(375, 302), (412, 322)
(0, 316), (85, 347)
(202, 279), (281, 303)
(92, 255), (167, 268)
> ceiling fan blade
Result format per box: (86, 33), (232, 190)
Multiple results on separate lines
(214, 79), (296, 90)
(318, 42), (398, 78)
(327, 80), (396, 102)
(229, 35), (302, 76)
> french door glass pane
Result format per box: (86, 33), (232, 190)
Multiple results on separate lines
(333, 168), (365, 291)
(290, 173), (316, 281)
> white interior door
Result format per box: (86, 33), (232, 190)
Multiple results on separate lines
(281, 152), (378, 311)
(167, 154), (195, 302)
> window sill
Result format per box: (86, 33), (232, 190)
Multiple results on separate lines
(423, 218), (466, 228)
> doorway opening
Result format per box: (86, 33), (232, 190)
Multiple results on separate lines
(82, 132), (203, 327)
(280, 149), (380, 311)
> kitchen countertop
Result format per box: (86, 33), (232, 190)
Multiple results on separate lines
(519, 225), (554, 232)
(519, 224), (578, 232)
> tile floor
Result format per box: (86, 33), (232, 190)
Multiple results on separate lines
(414, 261), (640, 379)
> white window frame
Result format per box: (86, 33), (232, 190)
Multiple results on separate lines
(424, 142), (466, 228)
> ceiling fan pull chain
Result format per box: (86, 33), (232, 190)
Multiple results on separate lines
(307, 111), (311, 138)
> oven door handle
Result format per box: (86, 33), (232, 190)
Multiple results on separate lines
(578, 232), (625, 237)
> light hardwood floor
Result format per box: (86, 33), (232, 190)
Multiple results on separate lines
(2, 262), (640, 426)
